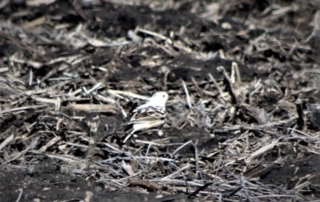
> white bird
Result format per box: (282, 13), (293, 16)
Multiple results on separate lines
(123, 92), (169, 143)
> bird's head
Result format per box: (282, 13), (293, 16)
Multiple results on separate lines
(148, 91), (169, 107)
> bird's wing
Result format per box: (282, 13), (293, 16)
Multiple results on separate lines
(123, 106), (166, 143)
(129, 107), (166, 124)
(133, 97), (166, 113)
(132, 103), (150, 113)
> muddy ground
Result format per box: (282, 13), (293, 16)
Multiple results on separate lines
(1, 0), (320, 201)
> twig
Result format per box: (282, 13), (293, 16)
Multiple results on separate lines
(38, 136), (61, 153)
(217, 66), (237, 105)
(172, 140), (192, 155)
(137, 28), (173, 44)
(161, 164), (191, 180)
(240, 175), (251, 202)
(246, 139), (281, 163)
(66, 104), (117, 113)
(0, 134), (14, 151)
(0, 105), (47, 114)
(15, 188), (23, 202)
(208, 73), (225, 101)
(108, 89), (149, 100)
(188, 182), (213, 198)
(150, 179), (204, 187)
(191, 141), (199, 175)
(182, 80), (192, 108)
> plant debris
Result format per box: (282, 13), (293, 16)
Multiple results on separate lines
(1, 0), (320, 201)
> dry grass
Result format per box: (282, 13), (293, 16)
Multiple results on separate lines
(1, 0), (320, 201)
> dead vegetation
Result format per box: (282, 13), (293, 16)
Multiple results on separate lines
(1, 0), (320, 201)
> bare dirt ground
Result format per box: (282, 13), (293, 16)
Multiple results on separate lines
(1, 0), (320, 201)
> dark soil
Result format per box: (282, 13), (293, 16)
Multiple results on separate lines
(1, 0), (320, 201)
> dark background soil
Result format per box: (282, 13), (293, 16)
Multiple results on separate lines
(1, 0), (320, 201)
